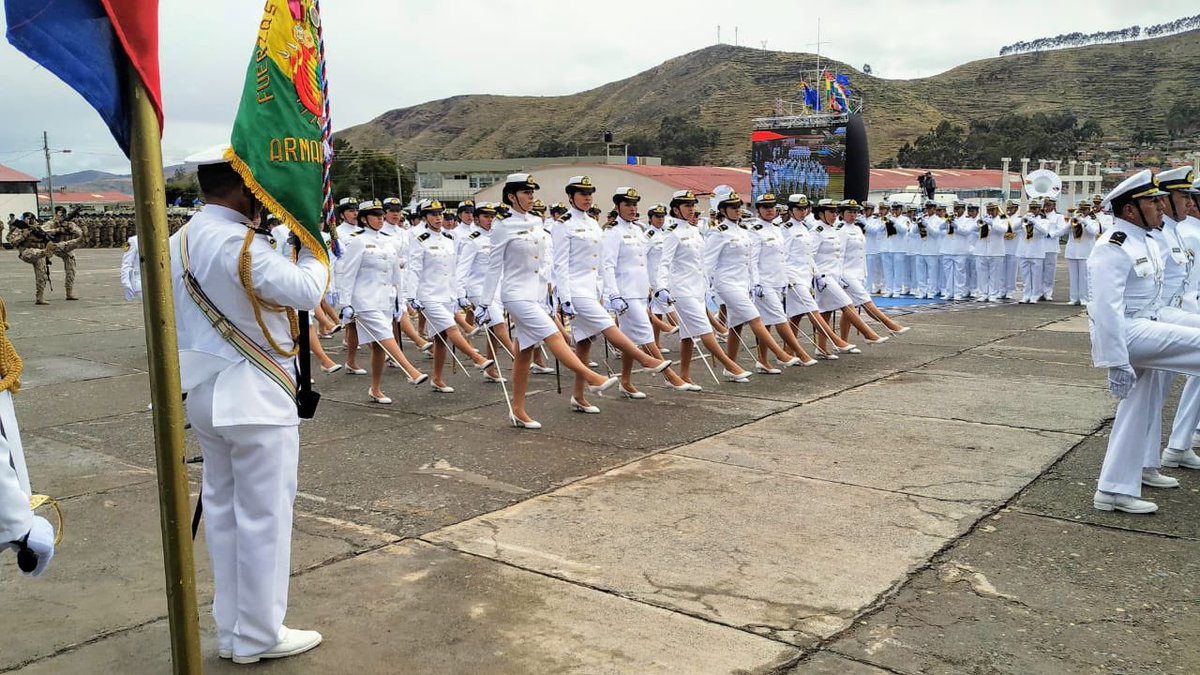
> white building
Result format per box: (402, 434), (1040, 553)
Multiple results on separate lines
(0, 164), (39, 244)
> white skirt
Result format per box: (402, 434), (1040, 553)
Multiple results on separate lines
(505, 300), (559, 351)
(673, 295), (713, 340)
(617, 297), (654, 346)
(816, 276), (853, 312)
(569, 295), (615, 342)
(486, 298), (507, 329)
(841, 276), (872, 306)
(715, 285), (760, 328)
(753, 287), (788, 326)
(422, 301), (458, 336)
(784, 283), (820, 317)
(649, 293), (672, 316)
(354, 309), (395, 345)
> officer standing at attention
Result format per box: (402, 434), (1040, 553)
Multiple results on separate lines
(1086, 169), (1200, 514)
(169, 151), (327, 662)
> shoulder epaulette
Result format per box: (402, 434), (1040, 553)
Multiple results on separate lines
(350, 229), (365, 237)
(718, 223), (729, 231)
(646, 229), (656, 237)
(469, 230), (482, 239)
(783, 222), (793, 228)
(418, 232), (431, 241)
(1109, 231), (1127, 246)
(561, 213), (572, 221)
(665, 223), (677, 232)
(816, 225), (824, 232)
(379, 230), (391, 236)
(442, 232), (454, 239)
(752, 223), (763, 230)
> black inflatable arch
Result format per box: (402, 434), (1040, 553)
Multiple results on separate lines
(843, 114), (870, 202)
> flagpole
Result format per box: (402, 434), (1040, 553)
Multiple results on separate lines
(125, 61), (203, 673)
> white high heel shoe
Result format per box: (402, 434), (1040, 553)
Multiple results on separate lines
(368, 391), (393, 405)
(571, 397), (601, 414)
(890, 326), (911, 336)
(585, 377), (619, 396)
(510, 416), (542, 430)
(408, 373), (430, 386)
(722, 369), (752, 382)
(754, 361), (782, 375)
(619, 384), (648, 400)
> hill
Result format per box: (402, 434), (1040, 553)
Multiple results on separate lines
(337, 29), (1200, 167)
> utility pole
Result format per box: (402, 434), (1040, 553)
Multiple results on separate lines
(717, 25), (721, 45)
(394, 149), (404, 200)
(43, 130), (55, 216)
(734, 26), (738, 47)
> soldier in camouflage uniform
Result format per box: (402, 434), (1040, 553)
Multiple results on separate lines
(6, 207), (82, 304)
(45, 206), (84, 299)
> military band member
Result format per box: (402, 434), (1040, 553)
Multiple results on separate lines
(940, 201), (973, 300)
(909, 201), (939, 299)
(974, 202), (1007, 302)
(170, 153), (326, 662)
(1041, 196), (1066, 301)
(1016, 199), (1050, 303)
(405, 200), (495, 393)
(880, 202), (909, 297)
(861, 202), (884, 293)
(1065, 201), (1101, 305)
(481, 174), (619, 427)
(1000, 200), (1021, 299)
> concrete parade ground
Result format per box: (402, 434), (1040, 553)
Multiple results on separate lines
(1, 249), (1198, 674)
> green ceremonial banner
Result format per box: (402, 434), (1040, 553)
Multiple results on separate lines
(225, 0), (330, 267)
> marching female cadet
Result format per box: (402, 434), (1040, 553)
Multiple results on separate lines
(781, 195), (857, 358)
(554, 177), (672, 413)
(481, 174), (619, 428)
(604, 188), (693, 396)
(748, 194), (816, 371)
(406, 200), (495, 393)
(1001, 200), (1021, 299)
(1016, 199), (1050, 303)
(835, 201), (908, 336)
(705, 190), (800, 372)
(339, 201), (429, 403)
(381, 198), (432, 355)
(1065, 201), (1101, 305)
(657, 190), (752, 385)
(808, 199), (889, 352)
(455, 202), (512, 382)
(1, 295), (55, 578)
(644, 204), (679, 353)
(333, 198), (366, 373)
(1086, 170), (1200, 514)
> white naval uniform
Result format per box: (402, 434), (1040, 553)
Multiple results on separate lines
(1086, 217), (1200, 498)
(482, 210), (558, 349)
(381, 221), (411, 318)
(809, 221), (855, 312)
(332, 219), (358, 320)
(0, 390), (33, 555)
(406, 226), (459, 335)
(120, 235), (142, 300)
(645, 224), (671, 316)
(974, 215), (1007, 301)
(1065, 216), (1101, 304)
(999, 213), (1020, 298)
(456, 225), (504, 328)
(552, 208), (612, 342)
(338, 227), (401, 344)
(863, 214), (884, 292)
(913, 215), (943, 298)
(940, 215), (974, 299)
(602, 217), (654, 345)
(1042, 211), (1066, 299)
(1163, 214), (1200, 453)
(1016, 214), (1050, 302)
(657, 217), (713, 339)
(781, 218), (821, 316)
(882, 214), (910, 295)
(704, 221), (761, 328)
(837, 220), (872, 306)
(748, 217), (789, 325)
(169, 205), (327, 658)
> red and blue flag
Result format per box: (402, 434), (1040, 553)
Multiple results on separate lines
(5, 0), (162, 157)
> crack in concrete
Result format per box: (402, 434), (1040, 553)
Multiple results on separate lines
(0, 615), (168, 673)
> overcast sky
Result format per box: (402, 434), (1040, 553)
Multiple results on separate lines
(0, 0), (1191, 177)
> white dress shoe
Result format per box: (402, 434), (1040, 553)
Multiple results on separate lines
(320, 363), (343, 374)
(650, 359), (673, 374)
(866, 336), (890, 345)
(754, 361), (782, 375)
(845, 347), (863, 354)
(619, 384), (648, 399)
(585, 376), (620, 396)
(780, 356), (804, 368)
(420, 342), (434, 355)
(511, 416), (542, 429)
(890, 326), (911, 336)
(232, 627), (323, 664)
(368, 391), (393, 405)
(474, 358), (496, 371)
(670, 382), (702, 392)
(343, 364), (367, 375)
(483, 373), (508, 383)
(1141, 469), (1180, 489)
(816, 352), (839, 360)
(409, 373), (430, 386)
(530, 364), (555, 375)
(1093, 490), (1158, 514)
(1162, 447), (1200, 469)
(834, 343), (858, 353)
(722, 369), (751, 382)
(431, 383), (455, 393)
(570, 397), (601, 413)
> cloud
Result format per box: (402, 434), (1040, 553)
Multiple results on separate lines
(0, 0), (1193, 176)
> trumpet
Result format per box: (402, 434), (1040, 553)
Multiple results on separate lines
(1072, 216), (1084, 240)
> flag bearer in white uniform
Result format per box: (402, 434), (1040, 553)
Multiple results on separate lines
(974, 202), (1008, 302)
(171, 156), (326, 663)
(1065, 201), (1101, 305)
(1087, 170), (1200, 514)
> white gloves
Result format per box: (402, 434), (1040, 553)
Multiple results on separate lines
(8, 516), (55, 577)
(1108, 365), (1137, 400)
(607, 297), (629, 315)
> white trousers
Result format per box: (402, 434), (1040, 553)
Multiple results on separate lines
(866, 253), (884, 291)
(1100, 313), (1200, 497)
(0, 391), (32, 543)
(1169, 375), (1200, 452)
(914, 255), (937, 296)
(975, 256), (1005, 300)
(1003, 254), (1019, 296)
(1042, 252), (1058, 299)
(940, 255), (967, 298)
(1018, 257), (1044, 302)
(965, 254), (978, 295)
(1067, 258), (1089, 303)
(890, 252), (911, 292)
(188, 378), (299, 658)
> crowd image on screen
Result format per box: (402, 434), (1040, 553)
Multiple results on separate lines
(751, 137), (840, 200)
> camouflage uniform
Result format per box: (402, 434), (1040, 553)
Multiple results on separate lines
(7, 218), (53, 304)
